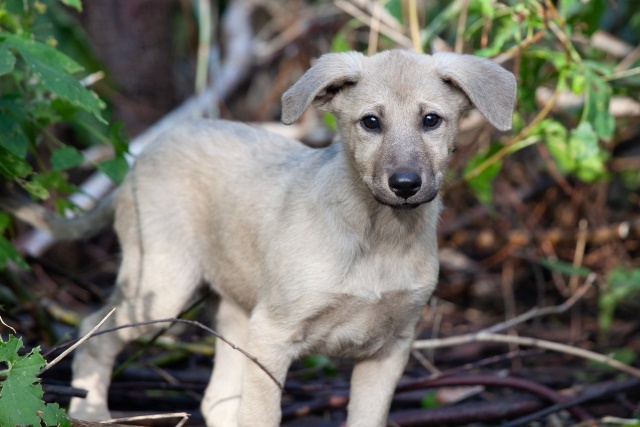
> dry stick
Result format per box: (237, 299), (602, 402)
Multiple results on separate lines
(493, 30), (546, 65)
(414, 331), (640, 378)
(0, 315), (16, 334)
(454, 0), (469, 53)
(407, 0), (422, 53)
(195, 0), (212, 94)
(413, 275), (640, 378)
(101, 412), (189, 427)
(499, 378), (640, 427)
(38, 307), (116, 376)
(464, 86), (560, 182)
(398, 374), (590, 421)
(569, 219), (588, 342)
(63, 317), (284, 392)
(367, 0), (382, 56)
(334, 0), (412, 48)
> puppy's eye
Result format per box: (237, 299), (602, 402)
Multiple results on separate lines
(423, 114), (442, 129)
(361, 115), (381, 131)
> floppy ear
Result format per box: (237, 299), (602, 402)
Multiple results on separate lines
(434, 52), (517, 131)
(281, 51), (364, 125)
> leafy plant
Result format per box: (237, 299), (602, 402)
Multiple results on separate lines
(599, 267), (640, 334)
(330, 0), (639, 204)
(0, 0), (129, 269)
(0, 335), (70, 427)
(539, 260), (640, 335)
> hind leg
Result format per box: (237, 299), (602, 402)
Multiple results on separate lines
(201, 299), (249, 427)
(68, 249), (201, 421)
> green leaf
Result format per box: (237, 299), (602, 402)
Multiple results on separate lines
(0, 45), (16, 76)
(598, 268), (640, 333)
(0, 212), (11, 233)
(34, 170), (77, 195)
(0, 146), (32, 179)
(0, 236), (29, 270)
(303, 354), (332, 370)
(608, 267), (640, 294)
(539, 119), (572, 174)
(0, 337), (45, 427)
(568, 122), (608, 182)
(41, 402), (71, 427)
(539, 258), (591, 277)
(97, 157), (129, 185)
(331, 29), (351, 53)
(384, 0), (403, 22)
(475, 22), (519, 58)
(420, 391), (440, 409)
(3, 34), (83, 74)
(21, 51), (106, 123)
(109, 122), (130, 157)
(0, 114), (29, 158)
(50, 146), (84, 171)
(582, 68), (614, 141)
(464, 143), (503, 206)
(323, 112), (336, 131)
(571, 74), (586, 94)
(59, 0), (83, 12)
(2, 35), (105, 123)
(21, 179), (50, 200)
(0, 336), (69, 426)
(588, 347), (638, 371)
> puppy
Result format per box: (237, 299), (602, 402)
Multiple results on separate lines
(7, 49), (517, 426)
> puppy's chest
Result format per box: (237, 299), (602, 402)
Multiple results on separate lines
(294, 288), (428, 359)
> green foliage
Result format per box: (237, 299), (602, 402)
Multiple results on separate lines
(0, 0), (130, 269)
(301, 354), (337, 378)
(587, 347), (638, 372)
(599, 267), (640, 334)
(539, 258), (591, 278)
(0, 335), (70, 427)
(464, 143), (503, 207)
(330, 0), (638, 205)
(420, 391), (440, 409)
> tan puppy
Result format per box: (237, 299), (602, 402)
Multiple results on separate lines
(10, 50), (516, 426)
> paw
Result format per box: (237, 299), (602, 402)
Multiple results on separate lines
(68, 397), (112, 422)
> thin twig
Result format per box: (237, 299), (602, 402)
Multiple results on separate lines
(367, 0), (382, 55)
(492, 30), (546, 65)
(454, 0), (469, 53)
(0, 315), (16, 334)
(45, 317), (284, 391)
(464, 85), (561, 182)
(603, 66), (640, 81)
(101, 412), (189, 427)
(38, 307), (116, 376)
(478, 275), (592, 334)
(195, 0), (212, 94)
(407, 0), (422, 53)
(414, 331), (640, 378)
(569, 219), (588, 342)
(334, 0), (412, 48)
(412, 275), (640, 378)
(499, 378), (640, 427)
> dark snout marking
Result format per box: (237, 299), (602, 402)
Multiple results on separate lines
(388, 171), (422, 200)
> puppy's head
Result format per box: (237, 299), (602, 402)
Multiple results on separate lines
(282, 50), (517, 209)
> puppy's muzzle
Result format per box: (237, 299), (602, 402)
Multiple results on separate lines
(388, 170), (421, 200)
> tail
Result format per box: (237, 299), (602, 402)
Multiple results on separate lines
(0, 190), (117, 240)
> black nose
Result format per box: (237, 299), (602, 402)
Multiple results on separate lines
(388, 171), (422, 199)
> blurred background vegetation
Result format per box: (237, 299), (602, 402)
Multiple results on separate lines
(1, 0), (640, 425)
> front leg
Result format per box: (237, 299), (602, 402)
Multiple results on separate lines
(238, 309), (294, 427)
(347, 336), (413, 427)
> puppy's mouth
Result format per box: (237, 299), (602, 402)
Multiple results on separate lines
(367, 172), (442, 209)
(372, 193), (436, 210)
